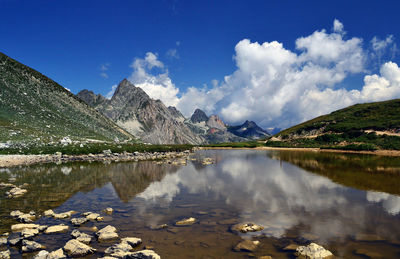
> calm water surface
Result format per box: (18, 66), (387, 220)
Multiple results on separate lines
(1, 150), (400, 258)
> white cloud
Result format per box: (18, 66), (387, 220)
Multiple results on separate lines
(333, 19), (344, 33)
(105, 84), (117, 99)
(166, 48), (179, 59)
(128, 52), (179, 106)
(126, 20), (400, 129)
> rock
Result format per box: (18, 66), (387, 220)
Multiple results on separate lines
(21, 240), (44, 253)
(231, 223), (264, 233)
(70, 217), (88, 226)
(96, 225), (118, 241)
(121, 237), (142, 247)
(44, 225), (69, 234)
(355, 234), (385, 242)
(149, 224), (168, 230)
(175, 217), (196, 226)
(53, 210), (75, 219)
(104, 208), (114, 214)
(47, 248), (66, 259)
(233, 240), (260, 252)
(0, 250), (10, 259)
(44, 210), (55, 217)
(21, 228), (39, 238)
(0, 237), (7, 246)
(38, 225), (48, 232)
(258, 256), (272, 259)
(202, 158), (214, 165)
(85, 213), (100, 221)
(11, 223), (40, 232)
(127, 249), (161, 259)
(8, 237), (23, 246)
(6, 187), (27, 198)
(71, 230), (92, 244)
(63, 239), (96, 257)
(295, 243), (333, 259)
(354, 248), (383, 258)
(105, 242), (133, 254)
(33, 250), (49, 259)
(10, 210), (23, 217)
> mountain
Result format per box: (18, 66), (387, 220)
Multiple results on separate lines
(77, 79), (204, 144)
(268, 99), (400, 150)
(190, 109), (208, 123)
(0, 52), (133, 145)
(228, 120), (270, 139)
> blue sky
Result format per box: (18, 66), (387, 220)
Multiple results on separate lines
(2, 0), (400, 128)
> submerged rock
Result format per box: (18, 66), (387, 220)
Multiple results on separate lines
(0, 250), (10, 259)
(295, 243), (333, 259)
(96, 225), (118, 241)
(233, 240), (260, 252)
(44, 225), (69, 234)
(21, 239), (44, 253)
(175, 217), (196, 226)
(231, 223), (264, 233)
(63, 239), (96, 257)
(71, 230), (92, 244)
(104, 208), (114, 214)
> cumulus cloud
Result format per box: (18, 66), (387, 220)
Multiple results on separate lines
(128, 52), (180, 106)
(126, 20), (400, 129)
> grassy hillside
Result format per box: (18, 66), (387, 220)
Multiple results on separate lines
(267, 99), (400, 150)
(0, 52), (134, 147)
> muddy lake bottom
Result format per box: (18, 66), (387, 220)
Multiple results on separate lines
(1, 149), (400, 258)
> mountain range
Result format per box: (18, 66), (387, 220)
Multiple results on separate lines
(0, 52), (133, 146)
(77, 79), (270, 144)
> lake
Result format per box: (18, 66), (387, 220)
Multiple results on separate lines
(1, 149), (400, 258)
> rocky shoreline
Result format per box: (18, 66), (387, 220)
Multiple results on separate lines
(0, 150), (192, 168)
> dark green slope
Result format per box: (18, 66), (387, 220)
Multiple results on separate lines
(268, 99), (400, 150)
(0, 52), (134, 144)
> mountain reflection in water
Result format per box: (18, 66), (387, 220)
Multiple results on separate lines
(1, 150), (400, 258)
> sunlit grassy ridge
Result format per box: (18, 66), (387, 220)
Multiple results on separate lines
(0, 52), (134, 145)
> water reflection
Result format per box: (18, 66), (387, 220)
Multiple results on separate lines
(1, 150), (400, 258)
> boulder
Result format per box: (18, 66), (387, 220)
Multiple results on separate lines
(295, 243), (333, 259)
(63, 239), (96, 257)
(21, 240), (44, 253)
(44, 225), (69, 234)
(231, 223), (264, 233)
(71, 230), (92, 244)
(85, 213), (101, 221)
(175, 217), (196, 226)
(96, 225), (118, 241)
(44, 210), (55, 217)
(0, 250), (10, 259)
(233, 240), (260, 252)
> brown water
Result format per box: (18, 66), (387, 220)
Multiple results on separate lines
(1, 149), (400, 258)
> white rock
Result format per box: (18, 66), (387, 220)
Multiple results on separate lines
(129, 250), (161, 259)
(295, 243), (333, 259)
(96, 225), (118, 241)
(175, 217), (196, 226)
(0, 250), (10, 259)
(21, 228), (39, 238)
(121, 237), (142, 247)
(44, 225), (69, 234)
(6, 187), (27, 198)
(44, 210), (55, 217)
(21, 240), (44, 253)
(71, 230), (92, 244)
(11, 223), (40, 232)
(85, 213), (100, 221)
(63, 239), (96, 257)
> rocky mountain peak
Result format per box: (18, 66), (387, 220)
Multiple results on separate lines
(76, 89), (108, 107)
(190, 109), (209, 123)
(207, 115), (226, 130)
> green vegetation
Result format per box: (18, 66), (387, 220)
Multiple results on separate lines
(264, 99), (400, 151)
(0, 142), (193, 155)
(204, 141), (263, 148)
(0, 52), (134, 145)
